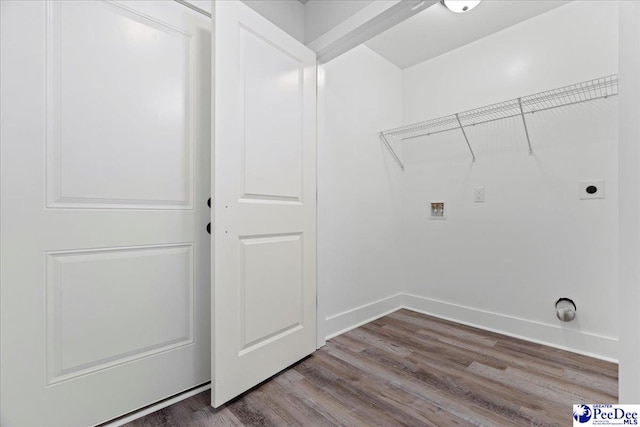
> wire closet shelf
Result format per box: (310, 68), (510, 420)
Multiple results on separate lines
(379, 74), (618, 170)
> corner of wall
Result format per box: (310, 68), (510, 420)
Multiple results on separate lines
(322, 293), (405, 343)
(317, 1), (619, 366)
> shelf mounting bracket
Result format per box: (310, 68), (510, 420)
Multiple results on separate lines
(455, 113), (476, 163)
(517, 97), (534, 155)
(379, 133), (405, 170)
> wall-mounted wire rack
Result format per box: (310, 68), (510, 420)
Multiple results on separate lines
(379, 74), (618, 170)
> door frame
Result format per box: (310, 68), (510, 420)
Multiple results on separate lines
(617, 0), (640, 404)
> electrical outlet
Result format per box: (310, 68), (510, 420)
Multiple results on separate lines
(474, 187), (485, 203)
(579, 180), (604, 200)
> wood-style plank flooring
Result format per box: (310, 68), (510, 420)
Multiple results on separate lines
(125, 309), (617, 426)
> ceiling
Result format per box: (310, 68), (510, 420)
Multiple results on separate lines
(365, 0), (572, 70)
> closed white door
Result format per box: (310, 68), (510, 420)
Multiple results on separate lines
(212, 0), (317, 406)
(0, 1), (211, 425)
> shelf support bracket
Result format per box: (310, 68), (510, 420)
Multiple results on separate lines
(455, 114), (476, 162)
(379, 133), (405, 170)
(517, 97), (534, 155)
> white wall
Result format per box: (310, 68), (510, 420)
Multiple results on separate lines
(317, 45), (404, 345)
(618, 0), (640, 403)
(403, 2), (618, 123)
(400, 1), (619, 359)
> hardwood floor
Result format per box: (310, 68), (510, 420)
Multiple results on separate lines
(124, 309), (617, 426)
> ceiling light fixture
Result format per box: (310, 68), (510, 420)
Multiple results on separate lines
(441, 0), (482, 13)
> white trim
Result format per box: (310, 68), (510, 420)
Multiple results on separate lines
(402, 294), (618, 362)
(104, 293), (616, 423)
(618, 0), (640, 402)
(315, 61), (327, 350)
(307, 1), (400, 52)
(320, 293), (618, 362)
(100, 383), (211, 427)
(306, 1), (437, 63)
(322, 293), (405, 343)
(174, 0), (212, 18)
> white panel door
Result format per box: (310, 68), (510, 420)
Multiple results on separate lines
(212, 0), (317, 406)
(0, 1), (211, 425)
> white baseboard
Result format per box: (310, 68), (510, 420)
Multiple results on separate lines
(322, 293), (405, 344)
(103, 294), (616, 425)
(320, 293), (618, 362)
(401, 293), (618, 363)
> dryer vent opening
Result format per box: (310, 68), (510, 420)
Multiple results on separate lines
(555, 298), (577, 322)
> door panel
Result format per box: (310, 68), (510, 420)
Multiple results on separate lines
(240, 26), (304, 200)
(46, 244), (193, 384)
(47, 1), (194, 209)
(0, 1), (211, 425)
(239, 233), (303, 350)
(213, 0), (317, 407)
